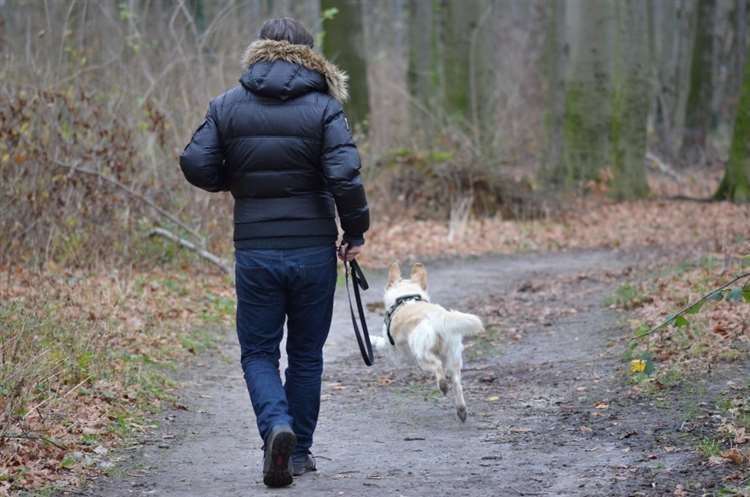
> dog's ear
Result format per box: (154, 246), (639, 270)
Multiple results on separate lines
(387, 262), (401, 287)
(410, 263), (428, 290)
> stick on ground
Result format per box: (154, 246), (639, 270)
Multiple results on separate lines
(148, 227), (232, 275)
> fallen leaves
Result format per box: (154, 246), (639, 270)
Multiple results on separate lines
(359, 195), (750, 269)
(720, 448), (746, 465)
(622, 237), (750, 385)
(673, 484), (688, 497)
(0, 266), (232, 493)
(720, 421), (750, 445)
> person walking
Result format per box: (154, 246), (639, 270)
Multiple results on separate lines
(179, 17), (369, 488)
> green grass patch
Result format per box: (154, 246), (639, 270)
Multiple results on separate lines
(696, 437), (722, 458)
(606, 282), (653, 310)
(464, 324), (503, 361)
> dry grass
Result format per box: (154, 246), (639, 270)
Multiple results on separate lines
(0, 263), (232, 494)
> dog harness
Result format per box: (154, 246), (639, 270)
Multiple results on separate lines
(384, 294), (426, 346)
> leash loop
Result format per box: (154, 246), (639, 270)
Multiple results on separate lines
(343, 257), (375, 366)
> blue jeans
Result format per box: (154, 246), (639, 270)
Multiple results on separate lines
(235, 245), (337, 458)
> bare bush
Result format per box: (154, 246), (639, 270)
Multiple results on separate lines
(364, 121), (549, 226)
(0, 1), (255, 267)
(0, 87), (144, 267)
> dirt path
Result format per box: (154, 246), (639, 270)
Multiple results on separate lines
(76, 250), (740, 497)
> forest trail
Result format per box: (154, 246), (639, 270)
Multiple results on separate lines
(79, 250), (732, 497)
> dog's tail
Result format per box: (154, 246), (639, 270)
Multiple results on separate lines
(442, 310), (484, 337)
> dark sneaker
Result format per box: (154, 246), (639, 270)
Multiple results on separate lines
(263, 425), (297, 487)
(292, 454), (317, 476)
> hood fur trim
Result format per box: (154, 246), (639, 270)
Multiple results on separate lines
(241, 39), (349, 103)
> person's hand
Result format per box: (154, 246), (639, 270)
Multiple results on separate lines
(338, 242), (363, 262)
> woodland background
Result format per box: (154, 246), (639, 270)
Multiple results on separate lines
(1, 1), (750, 495)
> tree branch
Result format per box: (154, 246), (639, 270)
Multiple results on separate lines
(52, 159), (206, 246)
(1, 432), (67, 450)
(148, 227), (231, 275)
(632, 271), (750, 342)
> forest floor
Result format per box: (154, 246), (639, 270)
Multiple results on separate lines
(4, 169), (750, 496)
(66, 248), (749, 497)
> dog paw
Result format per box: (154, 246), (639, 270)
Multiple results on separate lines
(439, 379), (449, 395)
(457, 406), (467, 422)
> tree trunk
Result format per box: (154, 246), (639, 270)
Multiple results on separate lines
(550, 0), (614, 188)
(321, 0), (369, 127)
(609, 0), (651, 199)
(362, 0), (409, 156)
(442, 0), (482, 119)
(407, 0), (445, 144)
(681, 0), (717, 165)
(711, 0), (748, 160)
(490, 0), (547, 163)
(716, 42), (750, 202)
(650, 0), (698, 163)
(189, 0), (207, 33)
(467, 0), (497, 154)
(543, 0), (568, 176)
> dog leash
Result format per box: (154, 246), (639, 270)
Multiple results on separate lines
(343, 258), (375, 366)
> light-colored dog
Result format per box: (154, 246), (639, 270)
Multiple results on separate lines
(372, 262), (484, 421)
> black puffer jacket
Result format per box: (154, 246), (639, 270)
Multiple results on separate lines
(180, 40), (369, 249)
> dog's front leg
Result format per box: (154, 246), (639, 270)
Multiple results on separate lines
(371, 325), (390, 352)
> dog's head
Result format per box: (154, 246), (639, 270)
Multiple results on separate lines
(383, 262), (430, 308)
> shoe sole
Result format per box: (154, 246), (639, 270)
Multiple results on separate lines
(263, 430), (296, 488)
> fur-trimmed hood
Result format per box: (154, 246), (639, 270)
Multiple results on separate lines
(240, 39), (348, 103)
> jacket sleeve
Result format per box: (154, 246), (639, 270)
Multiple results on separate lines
(179, 100), (228, 193)
(321, 99), (370, 245)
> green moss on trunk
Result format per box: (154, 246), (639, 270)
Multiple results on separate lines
(681, 0), (716, 163)
(558, 82), (610, 186)
(441, 0), (480, 118)
(548, 0), (613, 190)
(716, 45), (750, 202)
(322, 0), (369, 127)
(609, 0), (650, 200)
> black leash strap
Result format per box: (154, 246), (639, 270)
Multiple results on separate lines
(344, 259), (374, 366)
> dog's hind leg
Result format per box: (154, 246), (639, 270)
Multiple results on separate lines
(446, 343), (467, 422)
(417, 352), (446, 394)
(451, 371), (467, 422)
(409, 323), (447, 394)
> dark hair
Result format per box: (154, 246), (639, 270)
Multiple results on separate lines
(259, 17), (314, 48)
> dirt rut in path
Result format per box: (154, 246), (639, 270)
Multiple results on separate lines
(76, 250), (727, 497)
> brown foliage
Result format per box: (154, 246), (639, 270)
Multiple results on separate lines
(0, 265), (232, 493)
(1, 87), (147, 267)
(366, 146), (549, 223)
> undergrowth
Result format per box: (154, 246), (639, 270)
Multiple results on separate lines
(0, 265), (233, 494)
(612, 243), (750, 470)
